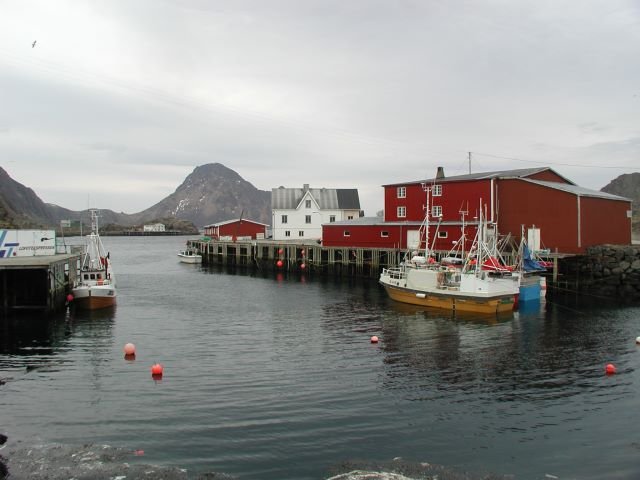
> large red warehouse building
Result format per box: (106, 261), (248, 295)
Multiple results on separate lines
(322, 167), (632, 254)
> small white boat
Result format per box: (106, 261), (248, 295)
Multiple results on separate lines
(178, 249), (202, 264)
(72, 209), (116, 310)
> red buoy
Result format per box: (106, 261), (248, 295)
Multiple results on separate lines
(300, 263), (306, 269)
(124, 343), (136, 356)
(371, 335), (379, 343)
(151, 363), (164, 376)
(278, 248), (284, 255)
(276, 260), (283, 268)
(66, 294), (74, 303)
(605, 363), (617, 375)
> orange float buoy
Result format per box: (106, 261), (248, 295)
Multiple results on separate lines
(300, 263), (306, 269)
(276, 260), (283, 268)
(124, 343), (136, 356)
(605, 363), (617, 375)
(151, 363), (164, 376)
(371, 335), (379, 343)
(278, 248), (284, 255)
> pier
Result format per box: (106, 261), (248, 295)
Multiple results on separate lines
(0, 253), (81, 315)
(186, 238), (571, 290)
(188, 239), (403, 277)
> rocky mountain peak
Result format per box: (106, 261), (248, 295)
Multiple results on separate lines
(137, 163), (271, 227)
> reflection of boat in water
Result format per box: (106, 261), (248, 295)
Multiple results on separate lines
(178, 249), (202, 264)
(72, 209), (116, 310)
(380, 200), (518, 314)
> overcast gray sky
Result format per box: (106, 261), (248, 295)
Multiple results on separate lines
(1, 0), (638, 216)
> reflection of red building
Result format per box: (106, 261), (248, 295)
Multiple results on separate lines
(322, 167), (632, 254)
(204, 219), (268, 240)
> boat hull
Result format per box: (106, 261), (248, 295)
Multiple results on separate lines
(178, 255), (202, 264)
(72, 286), (117, 310)
(381, 283), (515, 314)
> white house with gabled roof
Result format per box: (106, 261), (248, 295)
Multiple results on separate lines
(271, 184), (361, 241)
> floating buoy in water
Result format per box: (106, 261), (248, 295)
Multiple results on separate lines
(278, 248), (284, 255)
(636, 337), (640, 345)
(151, 363), (163, 376)
(605, 363), (617, 375)
(276, 260), (283, 268)
(300, 263), (306, 269)
(124, 343), (136, 356)
(371, 335), (379, 343)
(66, 294), (74, 303)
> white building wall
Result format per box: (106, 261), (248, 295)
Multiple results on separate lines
(272, 207), (361, 241)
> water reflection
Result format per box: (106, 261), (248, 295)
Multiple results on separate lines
(376, 298), (633, 406)
(0, 307), (116, 373)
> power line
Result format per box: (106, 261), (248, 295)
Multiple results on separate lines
(472, 151), (634, 170)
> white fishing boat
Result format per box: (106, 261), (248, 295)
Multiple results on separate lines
(72, 209), (116, 310)
(379, 199), (519, 314)
(178, 249), (202, 264)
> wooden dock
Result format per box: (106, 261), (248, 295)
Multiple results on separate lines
(187, 239), (404, 277)
(186, 238), (567, 282)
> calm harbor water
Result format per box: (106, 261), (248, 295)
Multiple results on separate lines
(2, 236), (640, 479)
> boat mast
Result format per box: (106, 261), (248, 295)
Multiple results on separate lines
(421, 183), (431, 257)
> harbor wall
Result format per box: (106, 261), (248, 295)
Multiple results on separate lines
(557, 244), (640, 299)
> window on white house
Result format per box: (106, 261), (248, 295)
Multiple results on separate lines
(381, 231), (389, 238)
(305, 199), (311, 208)
(433, 184), (442, 196)
(397, 186), (406, 198)
(281, 215), (288, 224)
(438, 231), (448, 238)
(330, 215), (336, 222)
(348, 215), (353, 220)
(344, 231), (351, 237)
(305, 215), (312, 224)
(432, 205), (442, 217)
(299, 231), (304, 237)
(397, 206), (406, 218)
(285, 230), (291, 237)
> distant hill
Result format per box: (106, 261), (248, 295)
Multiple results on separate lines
(601, 172), (640, 237)
(0, 163), (271, 230)
(128, 163), (271, 227)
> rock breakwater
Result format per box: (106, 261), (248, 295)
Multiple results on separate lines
(561, 245), (640, 299)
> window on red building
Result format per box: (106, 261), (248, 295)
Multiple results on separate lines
(433, 184), (442, 196)
(397, 186), (406, 198)
(397, 206), (406, 218)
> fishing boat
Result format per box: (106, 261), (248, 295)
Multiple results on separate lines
(72, 209), (116, 310)
(178, 249), (202, 264)
(379, 199), (519, 314)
